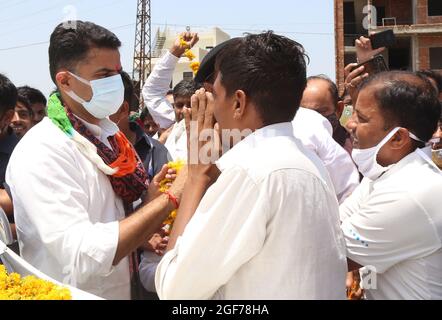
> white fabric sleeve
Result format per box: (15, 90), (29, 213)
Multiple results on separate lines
(312, 125), (360, 204)
(155, 166), (268, 300)
(6, 142), (119, 285)
(142, 51), (179, 129)
(139, 251), (162, 293)
(339, 178), (369, 222)
(341, 192), (441, 273)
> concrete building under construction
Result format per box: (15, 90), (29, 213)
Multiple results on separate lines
(335, 0), (442, 92)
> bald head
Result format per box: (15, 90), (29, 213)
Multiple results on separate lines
(300, 75), (339, 117)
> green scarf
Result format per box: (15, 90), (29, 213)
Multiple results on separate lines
(46, 93), (116, 176)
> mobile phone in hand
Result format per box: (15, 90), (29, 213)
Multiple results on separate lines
(369, 29), (396, 49)
(355, 55), (389, 77)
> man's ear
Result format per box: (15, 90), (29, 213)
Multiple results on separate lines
(232, 90), (247, 120)
(390, 127), (411, 149)
(336, 101), (345, 119)
(55, 70), (72, 93)
(121, 101), (130, 115)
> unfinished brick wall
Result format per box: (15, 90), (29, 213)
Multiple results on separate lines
(373, 0), (413, 25)
(335, 0), (346, 94)
(418, 35), (442, 70)
(417, 0), (442, 24)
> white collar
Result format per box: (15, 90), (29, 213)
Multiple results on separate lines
(375, 147), (441, 182)
(216, 122), (294, 172)
(74, 115), (119, 141)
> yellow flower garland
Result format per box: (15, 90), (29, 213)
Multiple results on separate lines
(180, 37), (200, 76)
(159, 159), (185, 235)
(0, 265), (71, 300)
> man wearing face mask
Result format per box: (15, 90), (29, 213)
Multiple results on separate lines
(341, 71), (442, 300)
(6, 21), (186, 300)
(296, 75), (359, 203)
(300, 75), (351, 148)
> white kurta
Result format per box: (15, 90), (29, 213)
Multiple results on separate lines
(6, 118), (130, 300)
(142, 51), (178, 130)
(155, 122), (348, 300)
(340, 148), (442, 300)
(293, 107), (360, 204)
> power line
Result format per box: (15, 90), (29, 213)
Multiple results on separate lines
(0, 0), (122, 38)
(0, 22), (137, 51)
(0, 40), (48, 51)
(0, 0), (29, 11)
(0, 20), (335, 52)
(0, 0), (64, 25)
(151, 23), (334, 36)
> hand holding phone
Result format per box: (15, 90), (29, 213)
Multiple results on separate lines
(369, 29), (396, 49)
(354, 55), (389, 77)
(355, 36), (386, 64)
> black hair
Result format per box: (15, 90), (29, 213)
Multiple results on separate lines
(173, 80), (201, 99)
(166, 89), (174, 96)
(49, 20), (121, 84)
(416, 70), (442, 93)
(120, 71), (138, 112)
(16, 93), (33, 118)
(17, 86), (47, 106)
(214, 31), (309, 125)
(307, 75), (340, 107)
(0, 73), (18, 115)
(359, 71), (441, 145)
(140, 107), (153, 121)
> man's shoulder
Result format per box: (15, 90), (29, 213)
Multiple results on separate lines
(225, 136), (328, 186)
(0, 131), (19, 155)
(149, 136), (169, 153)
(293, 108), (333, 135)
(10, 118), (73, 163)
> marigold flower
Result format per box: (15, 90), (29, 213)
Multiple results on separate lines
(184, 49), (196, 61)
(179, 37), (190, 49)
(0, 266), (71, 300)
(160, 159), (185, 234)
(190, 61), (200, 75)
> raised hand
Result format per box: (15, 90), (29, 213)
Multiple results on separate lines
(171, 31), (199, 58)
(355, 36), (385, 64)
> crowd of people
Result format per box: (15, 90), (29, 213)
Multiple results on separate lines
(1, 20), (442, 300)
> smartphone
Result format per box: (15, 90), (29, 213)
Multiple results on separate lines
(355, 55), (389, 77)
(369, 29), (396, 49)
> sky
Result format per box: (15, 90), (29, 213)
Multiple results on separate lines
(0, 0), (335, 97)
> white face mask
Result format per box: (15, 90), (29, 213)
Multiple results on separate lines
(352, 127), (425, 180)
(65, 72), (124, 119)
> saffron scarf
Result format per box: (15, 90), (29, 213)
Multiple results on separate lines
(47, 93), (148, 203)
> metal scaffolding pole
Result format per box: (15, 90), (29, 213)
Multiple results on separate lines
(132, 0), (151, 109)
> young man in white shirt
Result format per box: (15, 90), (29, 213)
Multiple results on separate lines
(155, 32), (348, 300)
(6, 21), (185, 300)
(341, 71), (442, 299)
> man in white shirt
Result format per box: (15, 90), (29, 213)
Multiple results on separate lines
(300, 75), (353, 153)
(6, 21), (185, 300)
(293, 107), (359, 203)
(341, 71), (442, 299)
(142, 32), (201, 161)
(155, 32), (348, 300)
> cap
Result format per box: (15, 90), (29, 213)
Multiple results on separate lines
(194, 37), (240, 83)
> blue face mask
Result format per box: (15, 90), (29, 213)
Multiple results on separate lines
(65, 72), (124, 119)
